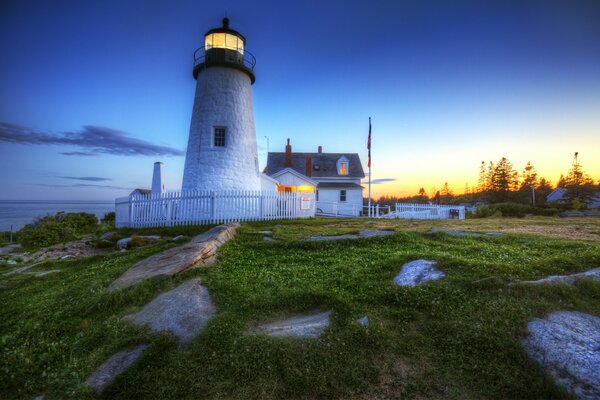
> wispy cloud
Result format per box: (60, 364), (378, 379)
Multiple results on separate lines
(59, 151), (99, 157)
(35, 183), (131, 190)
(59, 176), (112, 182)
(361, 178), (397, 185)
(0, 122), (185, 157)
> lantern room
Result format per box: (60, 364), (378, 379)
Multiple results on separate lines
(193, 18), (256, 83)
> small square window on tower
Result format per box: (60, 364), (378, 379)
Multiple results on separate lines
(213, 127), (226, 147)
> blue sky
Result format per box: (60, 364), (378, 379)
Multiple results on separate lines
(1, 0), (599, 199)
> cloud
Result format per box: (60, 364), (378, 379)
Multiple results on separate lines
(59, 176), (112, 182)
(35, 183), (131, 190)
(59, 151), (99, 157)
(0, 122), (185, 157)
(361, 178), (397, 185)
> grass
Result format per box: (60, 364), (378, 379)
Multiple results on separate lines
(1, 217), (600, 399)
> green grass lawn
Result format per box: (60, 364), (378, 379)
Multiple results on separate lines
(1, 217), (600, 399)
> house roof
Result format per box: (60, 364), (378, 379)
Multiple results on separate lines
(130, 188), (151, 196)
(270, 168), (318, 186)
(317, 182), (364, 189)
(265, 152), (365, 179)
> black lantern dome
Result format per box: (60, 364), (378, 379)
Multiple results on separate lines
(193, 18), (256, 83)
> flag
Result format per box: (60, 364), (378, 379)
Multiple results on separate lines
(367, 117), (371, 169)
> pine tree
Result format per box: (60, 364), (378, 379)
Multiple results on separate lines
(487, 157), (519, 202)
(536, 177), (554, 205)
(441, 182), (453, 203)
(520, 161), (539, 189)
(563, 152), (596, 204)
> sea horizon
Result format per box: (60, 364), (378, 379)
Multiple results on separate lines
(0, 199), (115, 232)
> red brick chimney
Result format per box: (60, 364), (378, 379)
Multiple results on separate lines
(305, 154), (312, 177)
(318, 145), (322, 154)
(285, 138), (292, 167)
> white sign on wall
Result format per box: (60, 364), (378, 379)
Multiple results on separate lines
(301, 196), (311, 210)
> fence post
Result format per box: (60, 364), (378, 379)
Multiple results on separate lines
(211, 191), (216, 223)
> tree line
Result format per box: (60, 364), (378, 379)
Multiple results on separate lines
(372, 152), (598, 207)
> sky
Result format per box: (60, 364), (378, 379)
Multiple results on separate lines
(0, 0), (599, 200)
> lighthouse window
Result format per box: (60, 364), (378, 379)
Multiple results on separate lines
(213, 127), (226, 147)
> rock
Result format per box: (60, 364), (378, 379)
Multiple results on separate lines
(116, 238), (132, 250)
(3, 265), (34, 276)
(310, 234), (359, 241)
(33, 270), (61, 277)
(358, 230), (395, 238)
(522, 311), (600, 400)
(253, 310), (332, 338)
(7, 259), (17, 265)
(60, 254), (75, 260)
(85, 344), (149, 393)
(357, 316), (369, 326)
(109, 223), (238, 290)
(309, 230), (393, 241)
(428, 228), (502, 237)
(263, 236), (276, 242)
(172, 235), (187, 241)
(0, 246), (17, 255)
(100, 231), (117, 241)
(520, 267), (600, 285)
(259, 230), (272, 235)
(123, 279), (216, 345)
(116, 235), (161, 250)
(560, 211), (585, 218)
(393, 260), (445, 286)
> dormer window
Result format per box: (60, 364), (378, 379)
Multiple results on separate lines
(337, 157), (349, 175)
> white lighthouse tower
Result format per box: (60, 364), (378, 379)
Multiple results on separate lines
(182, 18), (260, 192)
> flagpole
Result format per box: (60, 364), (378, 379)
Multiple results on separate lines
(368, 117), (371, 217)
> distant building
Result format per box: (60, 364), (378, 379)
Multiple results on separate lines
(547, 187), (600, 208)
(265, 139), (365, 216)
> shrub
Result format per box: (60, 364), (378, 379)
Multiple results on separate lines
(101, 212), (115, 226)
(18, 212), (98, 251)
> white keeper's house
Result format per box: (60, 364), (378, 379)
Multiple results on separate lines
(264, 139), (365, 216)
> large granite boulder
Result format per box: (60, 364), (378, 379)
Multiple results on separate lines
(523, 311), (600, 400)
(252, 310), (332, 338)
(123, 279), (216, 345)
(109, 223), (238, 290)
(521, 267), (600, 285)
(393, 260), (445, 286)
(85, 344), (149, 393)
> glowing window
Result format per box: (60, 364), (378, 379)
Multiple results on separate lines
(337, 157), (349, 175)
(213, 127), (226, 147)
(205, 33), (244, 55)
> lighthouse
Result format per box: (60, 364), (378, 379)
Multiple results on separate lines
(182, 18), (261, 192)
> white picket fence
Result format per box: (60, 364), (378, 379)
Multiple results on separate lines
(115, 190), (299, 228)
(391, 203), (465, 220)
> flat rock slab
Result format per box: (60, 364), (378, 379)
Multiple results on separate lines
(123, 279), (216, 345)
(522, 311), (600, 400)
(109, 223), (238, 290)
(394, 260), (445, 286)
(253, 311), (332, 338)
(521, 267), (600, 285)
(309, 230), (394, 241)
(428, 228), (502, 237)
(85, 344), (149, 394)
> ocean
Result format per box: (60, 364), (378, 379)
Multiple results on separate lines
(0, 200), (115, 232)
